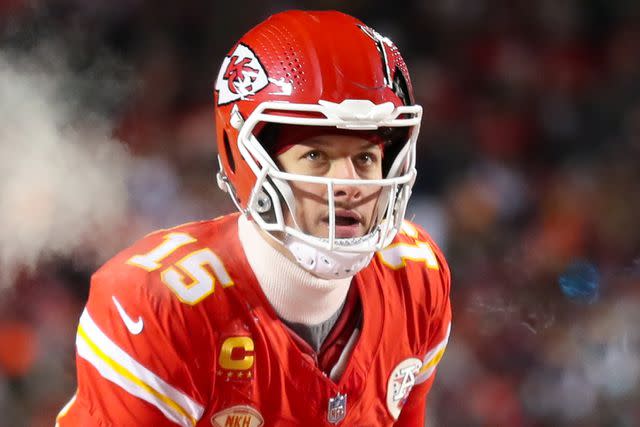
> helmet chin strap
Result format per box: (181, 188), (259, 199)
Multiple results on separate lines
(283, 231), (379, 280)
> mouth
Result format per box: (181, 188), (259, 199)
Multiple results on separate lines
(322, 210), (364, 238)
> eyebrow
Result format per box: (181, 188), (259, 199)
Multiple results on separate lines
(302, 137), (381, 150)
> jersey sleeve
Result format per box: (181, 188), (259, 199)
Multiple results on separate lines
(56, 261), (211, 427)
(396, 221), (452, 425)
(415, 247), (451, 387)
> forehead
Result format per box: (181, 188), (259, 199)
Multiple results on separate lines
(289, 133), (382, 152)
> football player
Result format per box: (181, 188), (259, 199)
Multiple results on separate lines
(57, 10), (451, 427)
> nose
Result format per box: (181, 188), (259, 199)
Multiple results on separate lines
(330, 158), (361, 201)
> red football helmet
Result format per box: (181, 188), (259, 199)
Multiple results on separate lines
(214, 10), (422, 278)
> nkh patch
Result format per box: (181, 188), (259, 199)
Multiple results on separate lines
(215, 43), (269, 105)
(211, 405), (264, 427)
(386, 357), (422, 420)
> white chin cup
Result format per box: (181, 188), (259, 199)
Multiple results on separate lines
(284, 234), (377, 279)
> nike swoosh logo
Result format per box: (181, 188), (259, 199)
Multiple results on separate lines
(112, 296), (144, 335)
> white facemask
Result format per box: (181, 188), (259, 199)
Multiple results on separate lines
(217, 99), (421, 278)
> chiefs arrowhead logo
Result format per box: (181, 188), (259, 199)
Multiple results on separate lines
(216, 44), (269, 105)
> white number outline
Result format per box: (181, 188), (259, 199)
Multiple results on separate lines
(378, 222), (439, 271)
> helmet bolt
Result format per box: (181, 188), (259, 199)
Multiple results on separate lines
(255, 191), (272, 213)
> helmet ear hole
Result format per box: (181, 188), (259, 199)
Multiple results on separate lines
(381, 126), (411, 178)
(255, 122), (281, 158)
(392, 66), (412, 106)
(223, 130), (236, 173)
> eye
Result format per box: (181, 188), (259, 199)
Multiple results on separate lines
(302, 150), (326, 162)
(355, 151), (378, 167)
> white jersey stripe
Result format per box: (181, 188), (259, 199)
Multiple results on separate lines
(79, 309), (204, 420)
(416, 322), (451, 384)
(76, 309), (204, 426)
(55, 391), (77, 426)
(76, 328), (190, 426)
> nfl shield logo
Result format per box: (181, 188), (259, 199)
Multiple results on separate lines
(327, 393), (347, 424)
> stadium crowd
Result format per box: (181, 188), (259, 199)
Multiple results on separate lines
(1, 0), (639, 426)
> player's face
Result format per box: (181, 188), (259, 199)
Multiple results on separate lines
(276, 135), (383, 239)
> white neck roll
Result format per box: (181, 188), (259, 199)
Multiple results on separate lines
(237, 214), (352, 325)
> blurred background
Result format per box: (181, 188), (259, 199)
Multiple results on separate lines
(1, 0), (639, 426)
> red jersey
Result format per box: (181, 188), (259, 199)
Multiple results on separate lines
(56, 213), (451, 427)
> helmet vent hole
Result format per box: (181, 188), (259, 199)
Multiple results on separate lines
(223, 130), (236, 173)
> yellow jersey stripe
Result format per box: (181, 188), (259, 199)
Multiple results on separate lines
(416, 323), (451, 384)
(419, 346), (446, 374)
(78, 309), (204, 419)
(76, 309), (203, 425)
(77, 325), (197, 426)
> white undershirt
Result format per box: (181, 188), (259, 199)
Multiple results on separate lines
(237, 215), (352, 325)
